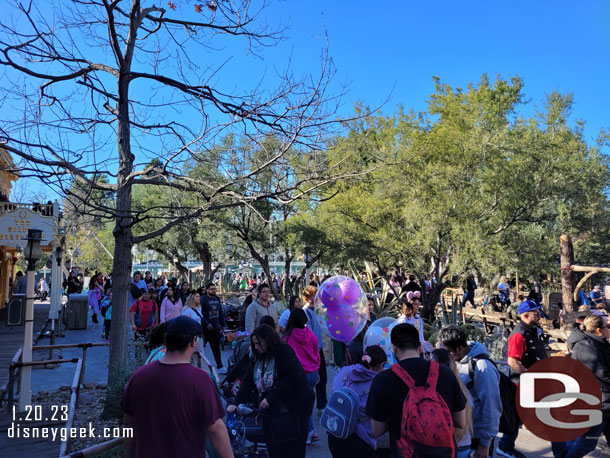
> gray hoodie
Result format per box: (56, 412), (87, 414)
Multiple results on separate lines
(457, 342), (502, 448)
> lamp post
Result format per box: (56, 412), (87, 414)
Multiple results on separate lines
(304, 246), (312, 288)
(18, 229), (42, 411)
(49, 245), (64, 354)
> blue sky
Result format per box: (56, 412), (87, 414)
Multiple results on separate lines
(260, 0), (609, 140)
(9, 0), (610, 201)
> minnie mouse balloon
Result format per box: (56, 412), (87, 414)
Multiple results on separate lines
(314, 275), (369, 343)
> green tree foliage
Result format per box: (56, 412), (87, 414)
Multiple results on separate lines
(298, 75), (610, 314)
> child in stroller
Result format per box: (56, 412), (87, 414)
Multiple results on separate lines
(220, 316), (276, 400)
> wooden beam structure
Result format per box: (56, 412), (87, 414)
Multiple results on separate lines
(560, 235), (576, 317)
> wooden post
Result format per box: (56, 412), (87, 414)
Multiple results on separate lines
(560, 235), (575, 318)
(79, 346), (88, 389)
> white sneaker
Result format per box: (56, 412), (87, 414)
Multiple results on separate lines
(217, 367), (227, 374)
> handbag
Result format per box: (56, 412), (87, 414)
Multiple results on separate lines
(268, 402), (302, 444)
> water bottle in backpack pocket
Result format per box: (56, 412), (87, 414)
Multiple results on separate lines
(320, 386), (360, 438)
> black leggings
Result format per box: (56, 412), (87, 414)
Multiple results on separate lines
(264, 414), (309, 458)
(204, 328), (223, 368)
(328, 433), (374, 458)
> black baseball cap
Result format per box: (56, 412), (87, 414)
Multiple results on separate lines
(166, 316), (203, 337)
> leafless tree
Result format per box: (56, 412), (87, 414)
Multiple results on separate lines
(0, 0), (370, 403)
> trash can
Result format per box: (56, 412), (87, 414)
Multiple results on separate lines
(66, 293), (89, 329)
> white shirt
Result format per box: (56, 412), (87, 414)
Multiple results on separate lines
(396, 314), (425, 342)
(39, 280), (49, 292)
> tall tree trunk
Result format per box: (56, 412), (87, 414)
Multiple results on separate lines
(245, 242), (277, 299)
(104, 93), (134, 418)
(172, 260), (189, 283)
(104, 1), (138, 417)
(282, 252), (293, 298)
(194, 240), (214, 283)
(560, 234), (575, 322)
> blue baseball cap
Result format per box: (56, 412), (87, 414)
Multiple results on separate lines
(518, 300), (541, 315)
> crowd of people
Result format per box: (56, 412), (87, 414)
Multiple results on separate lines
(50, 265), (610, 458)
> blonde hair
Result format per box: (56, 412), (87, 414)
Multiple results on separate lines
(185, 292), (200, 309)
(584, 315), (605, 333)
(302, 285), (317, 302)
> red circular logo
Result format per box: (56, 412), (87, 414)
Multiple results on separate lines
(516, 357), (602, 442)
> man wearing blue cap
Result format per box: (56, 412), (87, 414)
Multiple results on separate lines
(121, 316), (233, 458)
(496, 300), (547, 458)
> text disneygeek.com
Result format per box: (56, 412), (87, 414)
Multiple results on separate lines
(8, 423), (133, 442)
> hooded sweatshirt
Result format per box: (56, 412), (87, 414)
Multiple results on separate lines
(304, 305), (323, 350)
(567, 326), (587, 352)
(572, 332), (610, 411)
(283, 327), (320, 373)
(456, 342), (502, 448)
(332, 364), (378, 450)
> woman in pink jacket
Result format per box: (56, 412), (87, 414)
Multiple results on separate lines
(159, 286), (183, 323)
(283, 307), (320, 444)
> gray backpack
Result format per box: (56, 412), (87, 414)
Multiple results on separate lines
(320, 373), (360, 438)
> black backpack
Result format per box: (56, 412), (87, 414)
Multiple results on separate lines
(130, 282), (145, 299)
(466, 355), (519, 434)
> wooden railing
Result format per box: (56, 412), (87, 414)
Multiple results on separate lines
(58, 358), (83, 457)
(4, 342), (109, 411)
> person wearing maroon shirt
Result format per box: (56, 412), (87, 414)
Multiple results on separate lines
(497, 300), (547, 458)
(121, 316), (233, 458)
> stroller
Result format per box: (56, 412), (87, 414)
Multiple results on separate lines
(226, 405), (268, 457)
(220, 332), (252, 400)
(220, 302), (243, 350)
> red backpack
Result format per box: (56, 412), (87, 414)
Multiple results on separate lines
(391, 361), (455, 458)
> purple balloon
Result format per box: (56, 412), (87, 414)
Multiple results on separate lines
(319, 280), (342, 308)
(315, 275), (369, 343)
(326, 306), (359, 343)
(340, 279), (362, 306)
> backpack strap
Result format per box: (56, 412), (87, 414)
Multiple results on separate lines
(466, 355), (497, 390)
(426, 360), (439, 390)
(390, 363), (416, 390)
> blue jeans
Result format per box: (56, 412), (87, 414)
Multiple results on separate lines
(456, 448), (471, 458)
(499, 427), (520, 451)
(305, 371), (318, 433)
(463, 291), (475, 307)
(551, 420), (606, 458)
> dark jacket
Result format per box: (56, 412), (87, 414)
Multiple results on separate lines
(572, 332), (610, 411)
(236, 342), (314, 416)
(509, 320), (547, 369)
(62, 276), (81, 295)
(567, 326), (587, 352)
